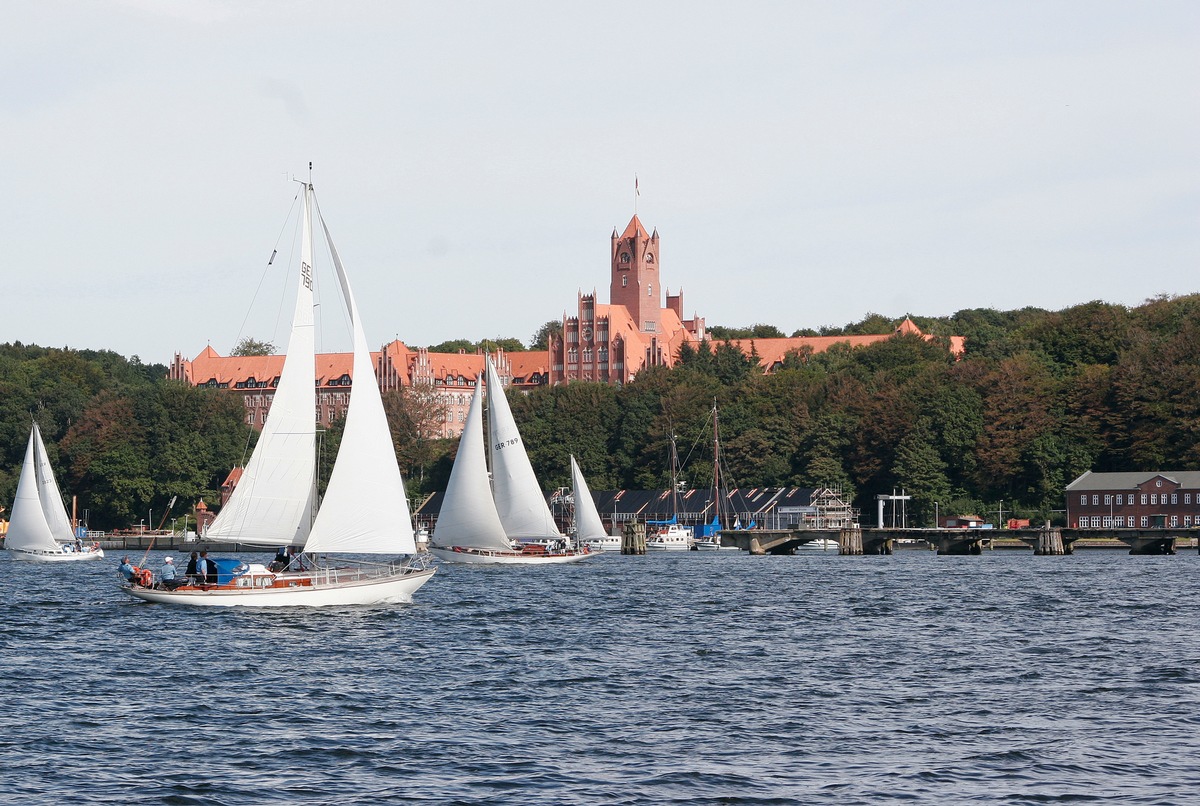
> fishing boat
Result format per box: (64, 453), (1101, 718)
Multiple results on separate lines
(571, 455), (618, 551)
(429, 361), (592, 565)
(123, 175), (434, 605)
(5, 422), (104, 562)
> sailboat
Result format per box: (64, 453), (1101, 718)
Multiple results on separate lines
(571, 455), (618, 551)
(429, 359), (592, 564)
(123, 177), (435, 605)
(694, 400), (740, 551)
(646, 432), (693, 550)
(5, 422), (104, 562)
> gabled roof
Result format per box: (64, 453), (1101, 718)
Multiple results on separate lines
(1065, 471), (1200, 490)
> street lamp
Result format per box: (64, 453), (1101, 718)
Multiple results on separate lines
(934, 501), (940, 529)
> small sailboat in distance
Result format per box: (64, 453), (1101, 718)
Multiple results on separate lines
(122, 174), (435, 605)
(5, 422), (104, 562)
(572, 455), (617, 551)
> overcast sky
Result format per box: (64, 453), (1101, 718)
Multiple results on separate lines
(3, 1), (1197, 362)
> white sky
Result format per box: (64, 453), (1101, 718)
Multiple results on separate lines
(3, 1), (1197, 362)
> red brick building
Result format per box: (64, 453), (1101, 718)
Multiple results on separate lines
(1066, 471), (1200, 528)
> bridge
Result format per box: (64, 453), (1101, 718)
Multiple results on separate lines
(719, 525), (1191, 555)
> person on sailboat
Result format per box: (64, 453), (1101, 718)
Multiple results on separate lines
(159, 556), (184, 590)
(118, 556), (135, 581)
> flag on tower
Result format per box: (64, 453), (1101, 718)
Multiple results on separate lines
(635, 176), (639, 196)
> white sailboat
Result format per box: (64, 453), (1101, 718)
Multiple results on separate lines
(647, 433), (693, 550)
(123, 177), (435, 606)
(571, 455), (618, 551)
(5, 422), (104, 562)
(429, 359), (592, 564)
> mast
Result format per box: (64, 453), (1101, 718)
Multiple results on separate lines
(669, 430), (679, 521)
(712, 400), (721, 530)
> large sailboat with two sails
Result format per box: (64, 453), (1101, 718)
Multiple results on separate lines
(123, 175), (435, 605)
(429, 358), (593, 564)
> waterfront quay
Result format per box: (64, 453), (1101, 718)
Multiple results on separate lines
(721, 526), (1200, 556)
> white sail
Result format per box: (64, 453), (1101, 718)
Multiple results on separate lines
(303, 210), (416, 555)
(432, 376), (512, 552)
(204, 185), (317, 547)
(485, 357), (562, 540)
(569, 455), (608, 542)
(6, 424), (69, 553)
(34, 422), (77, 542)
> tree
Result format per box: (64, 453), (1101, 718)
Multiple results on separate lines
(231, 337), (275, 356)
(529, 320), (563, 351)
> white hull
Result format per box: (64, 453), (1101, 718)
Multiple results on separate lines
(7, 546), (105, 562)
(122, 567), (436, 607)
(798, 538), (838, 550)
(646, 541), (692, 551)
(693, 540), (738, 551)
(429, 546), (594, 565)
(582, 537), (621, 552)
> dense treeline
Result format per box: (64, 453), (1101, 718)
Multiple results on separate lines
(4, 294), (1199, 530)
(0, 343), (250, 530)
(501, 295), (1200, 527)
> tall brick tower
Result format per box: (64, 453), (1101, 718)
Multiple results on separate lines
(609, 215), (661, 334)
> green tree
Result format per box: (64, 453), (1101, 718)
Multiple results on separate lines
(231, 337), (275, 356)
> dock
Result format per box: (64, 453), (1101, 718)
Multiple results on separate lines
(718, 526), (1200, 556)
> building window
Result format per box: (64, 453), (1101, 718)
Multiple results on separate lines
(1187, 494), (1193, 504)
(1091, 516), (1101, 527)
(1115, 516), (1125, 527)
(622, 276), (628, 287)
(247, 413), (254, 424)
(1102, 516), (1111, 528)
(1141, 494), (1148, 504)
(648, 283), (653, 297)
(1141, 516), (1149, 527)
(1171, 515), (1179, 526)
(1104, 494), (1111, 505)
(1080, 494), (1087, 505)
(1116, 494), (1123, 505)
(1187, 516), (1193, 527)
(1172, 493), (1178, 504)
(1092, 495), (1099, 506)
(1151, 494), (1158, 505)
(620, 252), (630, 263)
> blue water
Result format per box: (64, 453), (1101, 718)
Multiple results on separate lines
(2, 548), (1199, 804)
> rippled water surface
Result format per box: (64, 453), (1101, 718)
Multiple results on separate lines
(2, 548), (1199, 804)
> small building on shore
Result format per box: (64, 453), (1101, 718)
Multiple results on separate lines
(1066, 471), (1200, 529)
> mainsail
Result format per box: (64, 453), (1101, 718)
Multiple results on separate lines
(431, 376), (512, 552)
(204, 185), (317, 547)
(303, 210), (416, 555)
(6, 423), (74, 553)
(569, 455), (608, 543)
(485, 358), (562, 540)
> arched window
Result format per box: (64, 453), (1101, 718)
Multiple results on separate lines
(620, 252), (630, 263)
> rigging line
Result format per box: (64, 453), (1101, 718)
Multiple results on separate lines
(235, 188), (302, 352)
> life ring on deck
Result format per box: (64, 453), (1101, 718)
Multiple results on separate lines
(134, 568), (153, 587)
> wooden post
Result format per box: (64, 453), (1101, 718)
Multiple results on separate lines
(839, 526), (862, 555)
(622, 522), (646, 555)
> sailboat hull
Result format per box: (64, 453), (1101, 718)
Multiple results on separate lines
(429, 546), (594, 565)
(7, 546), (105, 562)
(121, 566), (436, 607)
